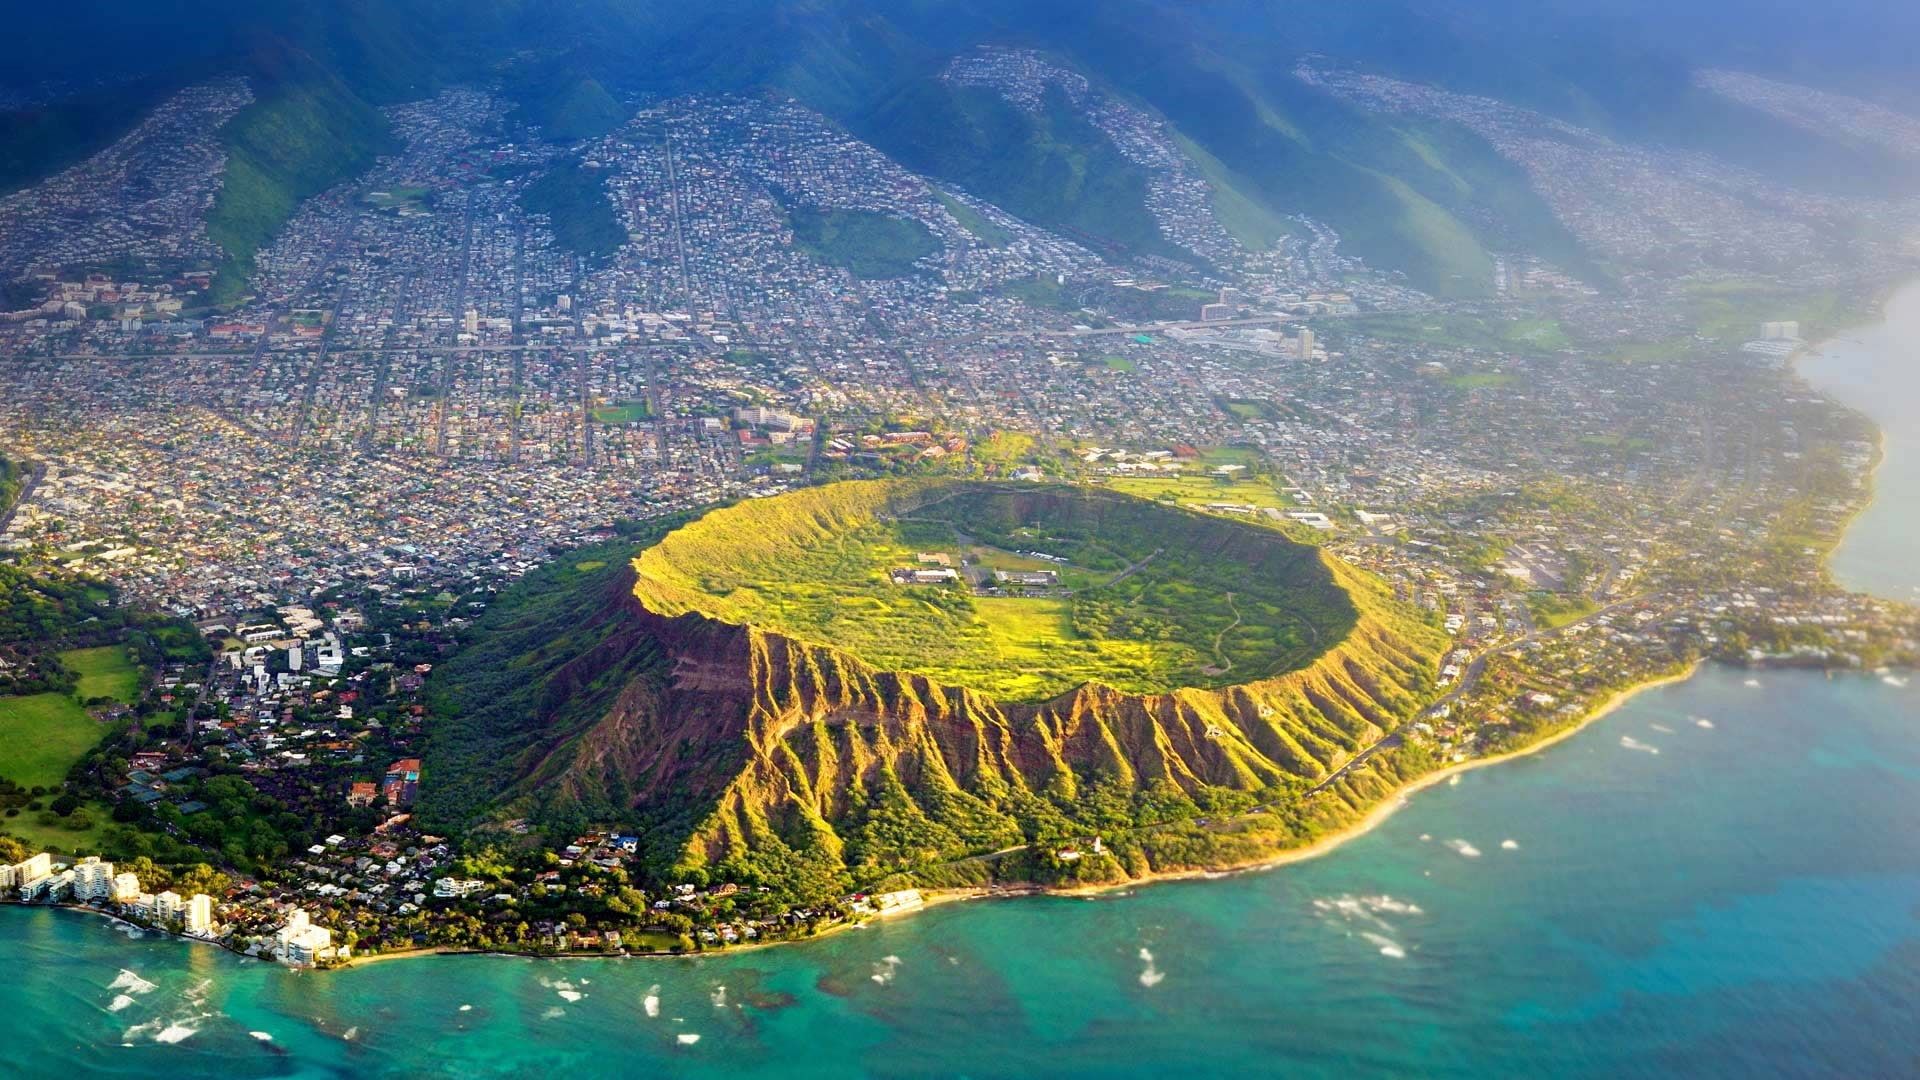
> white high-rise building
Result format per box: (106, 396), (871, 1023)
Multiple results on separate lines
(273, 909), (336, 966)
(184, 894), (214, 935)
(153, 891), (183, 922)
(71, 856), (114, 902)
(7, 853), (51, 897)
(111, 872), (142, 903)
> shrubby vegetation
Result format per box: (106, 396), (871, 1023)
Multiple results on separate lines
(419, 523), (689, 832)
(519, 159), (627, 269)
(783, 203), (940, 279)
(0, 453), (21, 516)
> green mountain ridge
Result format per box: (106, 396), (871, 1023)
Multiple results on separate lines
(205, 43), (396, 305)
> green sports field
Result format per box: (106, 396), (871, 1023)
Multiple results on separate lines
(0, 692), (102, 790)
(61, 645), (140, 702)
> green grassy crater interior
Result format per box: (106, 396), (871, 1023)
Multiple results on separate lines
(633, 480), (1359, 702)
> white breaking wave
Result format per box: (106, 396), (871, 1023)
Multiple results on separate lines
(1137, 948), (1165, 987)
(107, 994), (136, 1013)
(1361, 932), (1406, 959)
(1882, 674), (1909, 688)
(1620, 735), (1660, 754)
(153, 1022), (199, 1045)
(644, 986), (661, 1018)
(1312, 894), (1425, 938)
(1446, 839), (1482, 858)
(124, 1017), (204, 1045)
(109, 969), (157, 995)
(557, 990), (583, 1003)
(1649, 723), (1675, 734)
(1447, 775), (1461, 787)
(871, 956), (902, 985)
(542, 1007), (566, 1020)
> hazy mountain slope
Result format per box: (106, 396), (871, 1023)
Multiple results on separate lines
(6, 0), (1916, 303)
(856, 80), (1181, 262)
(204, 45), (396, 304)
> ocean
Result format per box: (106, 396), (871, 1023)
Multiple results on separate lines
(5, 287), (1920, 1077)
(1798, 279), (1920, 602)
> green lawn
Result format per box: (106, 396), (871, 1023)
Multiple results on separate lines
(1682, 280), (1858, 342)
(1103, 471), (1294, 517)
(61, 645), (140, 702)
(1527, 592), (1598, 629)
(591, 400), (652, 424)
(0, 692), (105, 789)
(1446, 372), (1518, 390)
(2, 797), (114, 856)
(1340, 313), (1570, 354)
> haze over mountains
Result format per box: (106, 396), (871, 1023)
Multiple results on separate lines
(5, 0), (1917, 301)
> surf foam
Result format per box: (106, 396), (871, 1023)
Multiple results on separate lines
(1137, 947), (1165, 988)
(1361, 932), (1406, 959)
(108, 969), (157, 995)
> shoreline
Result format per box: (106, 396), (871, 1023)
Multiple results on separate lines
(1791, 276), (1917, 598)
(1018, 659), (1706, 901)
(0, 898), (254, 962)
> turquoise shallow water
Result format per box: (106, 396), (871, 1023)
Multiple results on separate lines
(5, 666), (1920, 1077)
(9, 287), (1920, 1077)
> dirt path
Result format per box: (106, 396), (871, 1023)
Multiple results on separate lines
(1205, 592), (1243, 674)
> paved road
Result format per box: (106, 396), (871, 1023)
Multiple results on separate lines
(0, 459), (46, 534)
